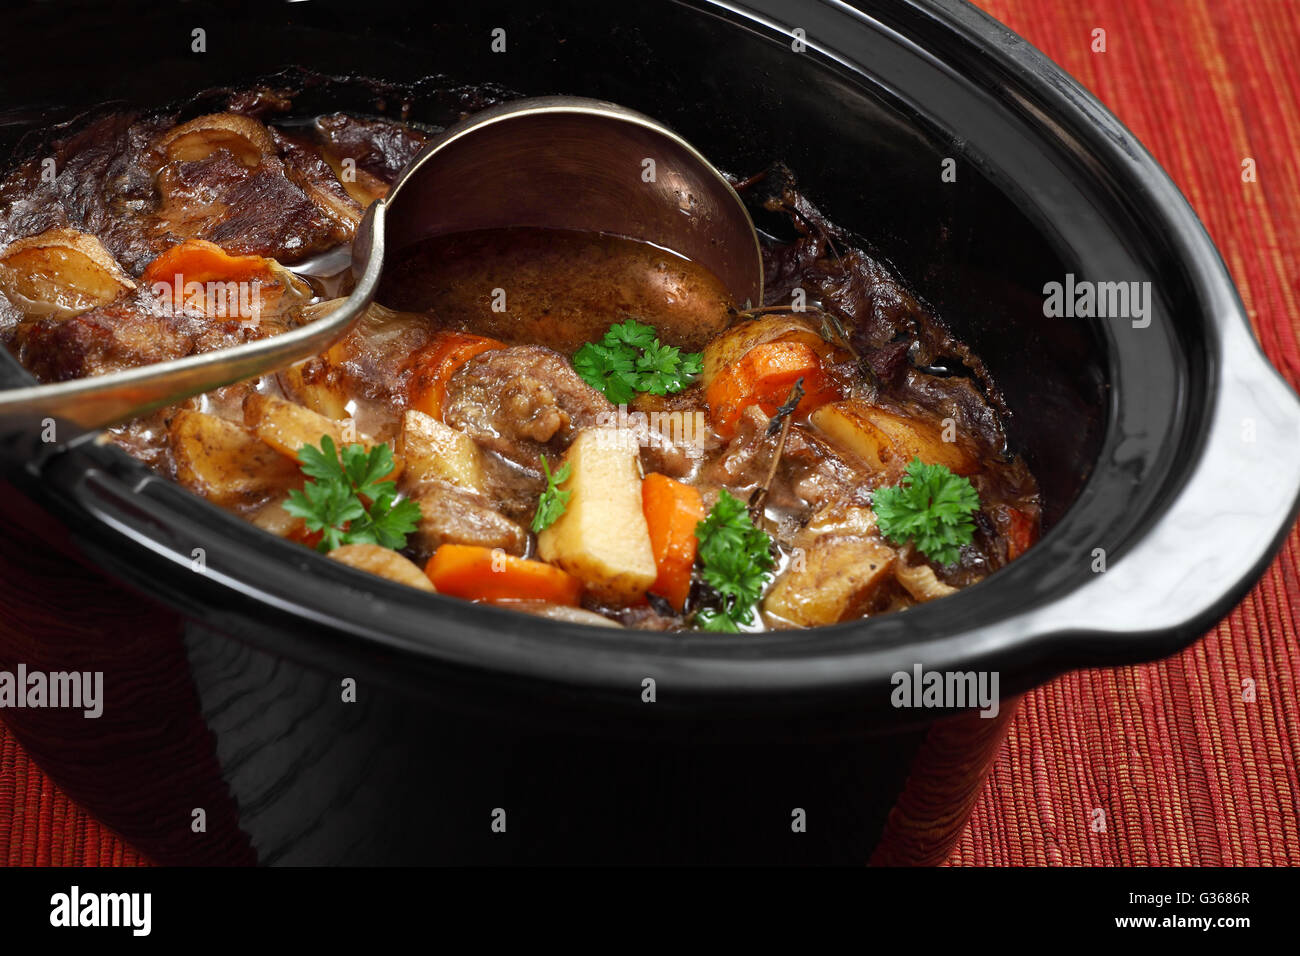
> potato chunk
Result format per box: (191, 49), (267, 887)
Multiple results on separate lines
(810, 400), (978, 477)
(328, 543), (436, 592)
(399, 409), (484, 493)
(279, 358), (350, 420)
(764, 535), (896, 627)
(248, 494), (309, 539)
(536, 429), (657, 605)
(243, 392), (353, 461)
(170, 409), (300, 507)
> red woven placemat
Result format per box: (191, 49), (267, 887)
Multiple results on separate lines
(1, 0), (1298, 866)
(945, 0), (1300, 866)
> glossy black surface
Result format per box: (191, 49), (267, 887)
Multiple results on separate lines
(0, 0), (1297, 725)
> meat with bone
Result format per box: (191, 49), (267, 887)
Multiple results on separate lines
(0, 109), (381, 282)
(150, 117), (352, 262)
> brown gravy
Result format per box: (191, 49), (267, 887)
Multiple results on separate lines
(376, 227), (734, 353)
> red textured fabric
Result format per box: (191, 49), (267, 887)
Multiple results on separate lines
(945, 0), (1300, 865)
(1, 718), (149, 866)
(1, 0), (1298, 866)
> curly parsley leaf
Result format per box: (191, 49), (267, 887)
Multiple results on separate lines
(695, 608), (741, 632)
(605, 318), (658, 351)
(531, 453), (573, 533)
(573, 319), (703, 402)
(573, 341), (640, 405)
(283, 435), (421, 554)
(873, 458), (981, 566)
(693, 489), (775, 631)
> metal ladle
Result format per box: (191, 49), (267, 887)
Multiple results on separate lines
(0, 96), (763, 444)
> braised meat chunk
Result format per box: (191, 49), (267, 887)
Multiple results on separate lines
(407, 479), (529, 558)
(442, 345), (614, 472)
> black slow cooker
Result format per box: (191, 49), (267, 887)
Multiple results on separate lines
(1, 0), (1297, 864)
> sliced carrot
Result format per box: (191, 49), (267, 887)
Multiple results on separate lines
(141, 239), (303, 317)
(641, 473), (704, 611)
(407, 332), (505, 420)
(704, 340), (840, 439)
(424, 544), (582, 606)
(1000, 505), (1037, 561)
(143, 239), (273, 286)
(287, 523), (326, 551)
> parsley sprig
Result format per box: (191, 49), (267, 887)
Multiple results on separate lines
(531, 453), (572, 533)
(694, 489), (775, 632)
(282, 435), (421, 553)
(873, 458), (980, 566)
(573, 319), (703, 404)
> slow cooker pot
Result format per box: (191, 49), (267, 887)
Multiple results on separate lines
(1, 0), (1297, 864)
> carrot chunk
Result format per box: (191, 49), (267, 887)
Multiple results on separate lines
(1000, 505), (1038, 561)
(704, 340), (839, 439)
(640, 473), (704, 611)
(141, 239), (305, 318)
(142, 239), (275, 287)
(406, 332), (505, 420)
(424, 544), (582, 606)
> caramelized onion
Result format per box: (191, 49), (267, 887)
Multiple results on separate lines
(504, 601), (625, 628)
(0, 227), (134, 318)
(895, 561), (960, 603)
(320, 149), (390, 207)
(154, 112), (275, 168)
